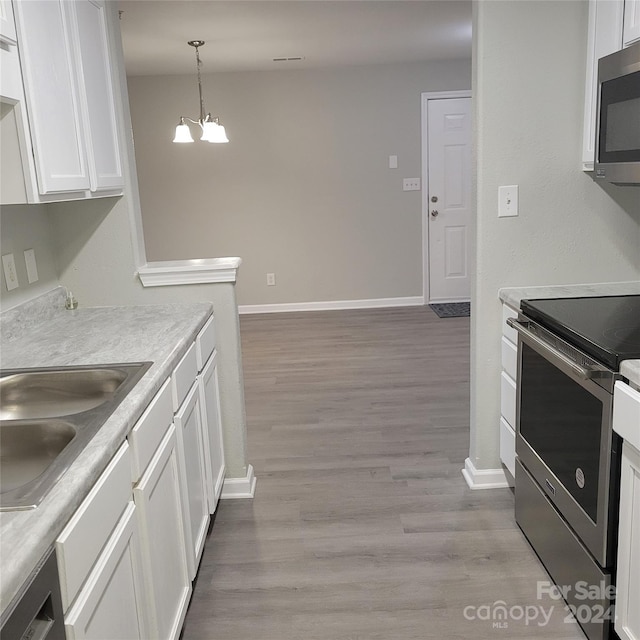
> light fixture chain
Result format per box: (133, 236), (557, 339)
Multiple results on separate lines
(194, 43), (205, 123)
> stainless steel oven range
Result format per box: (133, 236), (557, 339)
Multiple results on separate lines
(508, 295), (640, 640)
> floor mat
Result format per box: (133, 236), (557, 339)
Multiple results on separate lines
(428, 302), (470, 318)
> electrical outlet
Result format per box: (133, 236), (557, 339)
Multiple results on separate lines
(24, 249), (38, 283)
(498, 185), (519, 217)
(403, 178), (420, 191)
(2, 253), (19, 291)
(267, 272), (276, 286)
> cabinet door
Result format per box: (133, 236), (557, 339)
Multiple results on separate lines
(175, 383), (210, 580)
(65, 0), (123, 191)
(615, 441), (640, 640)
(199, 351), (226, 513)
(623, 0), (640, 45)
(64, 503), (148, 640)
(0, 0), (16, 45)
(12, 0), (90, 193)
(133, 425), (191, 640)
(582, 0), (625, 169)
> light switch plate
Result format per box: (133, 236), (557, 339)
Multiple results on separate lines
(2, 253), (19, 290)
(24, 248), (38, 283)
(403, 178), (421, 191)
(389, 155), (398, 169)
(498, 185), (519, 217)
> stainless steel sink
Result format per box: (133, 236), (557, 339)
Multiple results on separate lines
(0, 368), (129, 420)
(0, 362), (152, 511)
(1, 420), (76, 493)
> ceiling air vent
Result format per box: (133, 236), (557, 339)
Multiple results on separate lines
(273, 57), (305, 62)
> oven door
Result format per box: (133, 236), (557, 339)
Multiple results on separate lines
(508, 319), (619, 568)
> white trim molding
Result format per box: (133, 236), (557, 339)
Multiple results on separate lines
(221, 464), (256, 499)
(138, 257), (242, 287)
(462, 457), (510, 490)
(239, 296), (424, 315)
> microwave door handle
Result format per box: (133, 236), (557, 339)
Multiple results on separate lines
(506, 318), (597, 381)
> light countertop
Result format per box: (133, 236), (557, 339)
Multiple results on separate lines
(498, 281), (640, 388)
(0, 288), (213, 615)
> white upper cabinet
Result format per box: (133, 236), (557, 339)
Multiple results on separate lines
(13, 0), (90, 194)
(582, 0), (624, 170)
(9, 0), (123, 201)
(623, 0), (640, 46)
(66, 0), (123, 192)
(582, 0), (639, 170)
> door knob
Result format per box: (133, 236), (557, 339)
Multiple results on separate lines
(431, 196), (438, 203)
(430, 209), (439, 217)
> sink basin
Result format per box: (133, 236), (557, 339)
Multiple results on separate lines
(0, 362), (152, 510)
(0, 420), (76, 494)
(0, 369), (129, 420)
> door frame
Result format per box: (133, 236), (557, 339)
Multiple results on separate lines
(421, 90), (472, 304)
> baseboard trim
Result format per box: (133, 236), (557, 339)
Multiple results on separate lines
(238, 296), (424, 315)
(462, 457), (510, 490)
(220, 464), (257, 499)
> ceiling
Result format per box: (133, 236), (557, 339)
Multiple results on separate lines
(118, 1), (472, 76)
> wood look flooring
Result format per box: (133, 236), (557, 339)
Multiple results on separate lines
(181, 307), (585, 639)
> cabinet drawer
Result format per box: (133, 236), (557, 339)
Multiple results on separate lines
(196, 315), (216, 372)
(613, 381), (640, 450)
(501, 371), (517, 430)
(501, 336), (518, 380)
(56, 442), (131, 612)
(172, 342), (197, 412)
(128, 378), (173, 482)
(502, 304), (519, 345)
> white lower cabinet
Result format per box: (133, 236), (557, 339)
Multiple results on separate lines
(613, 381), (640, 640)
(64, 503), (147, 640)
(174, 383), (210, 580)
(500, 303), (519, 484)
(52, 313), (221, 639)
(56, 443), (148, 640)
(199, 350), (226, 512)
(133, 424), (191, 640)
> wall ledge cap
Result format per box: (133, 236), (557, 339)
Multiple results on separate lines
(138, 257), (241, 287)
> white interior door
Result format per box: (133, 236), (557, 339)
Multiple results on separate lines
(425, 95), (472, 303)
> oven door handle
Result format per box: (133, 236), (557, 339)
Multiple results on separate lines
(506, 318), (599, 381)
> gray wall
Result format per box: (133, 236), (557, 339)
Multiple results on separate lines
(470, 0), (640, 472)
(0, 204), (59, 309)
(127, 60), (472, 306)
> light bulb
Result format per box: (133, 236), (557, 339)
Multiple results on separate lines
(208, 122), (229, 143)
(201, 120), (219, 142)
(173, 121), (194, 143)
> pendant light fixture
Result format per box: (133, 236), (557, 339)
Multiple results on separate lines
(173, 40), (229, 144)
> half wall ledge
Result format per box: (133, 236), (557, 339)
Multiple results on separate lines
(138, 257), (242, 287)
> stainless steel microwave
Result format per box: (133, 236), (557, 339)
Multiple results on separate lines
(595, 40), (640, 186)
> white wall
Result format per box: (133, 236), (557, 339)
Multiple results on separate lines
(0, 204), (59, 309)
(127, 60), (471, 306)
(471, 0), (640, 471)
